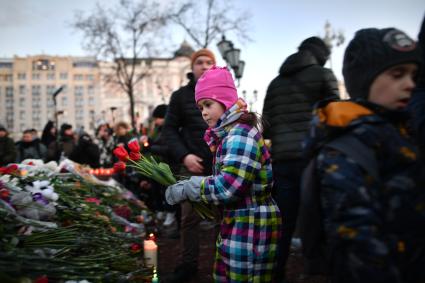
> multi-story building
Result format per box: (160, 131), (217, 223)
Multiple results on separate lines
(0, 41), (193, 139)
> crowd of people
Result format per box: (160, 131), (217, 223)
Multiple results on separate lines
(1, 18), (425, 283)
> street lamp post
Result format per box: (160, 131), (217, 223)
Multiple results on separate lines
(217, 35), (245, 85)
(52, 85), (64, 131)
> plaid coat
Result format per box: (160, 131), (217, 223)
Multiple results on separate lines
(200, 100), (281, 282)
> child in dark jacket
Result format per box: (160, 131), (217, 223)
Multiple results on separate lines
(303, 28), (425, 283)
(165, 66), (281, 282)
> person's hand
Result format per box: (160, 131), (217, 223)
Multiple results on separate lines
(165, 182), (186, 205)
(183, 154), (204, 174)
(165, 176), (204, 205)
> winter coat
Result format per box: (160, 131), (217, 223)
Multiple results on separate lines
(15, 139), (47, 163)
(0, 136), (17, 166)
(201, 100), (281, 282)
(162, 73), (213, 175)
(46, 135), (76, 162)
(262, 50), (339, 162)
(304, 100), (425, 283)
(96, 136), (115, 168)
(69, 134), (100, 168)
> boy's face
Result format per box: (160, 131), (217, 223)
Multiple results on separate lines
(369, 63), (418, 110)
(197, 98), (225, 128)
(192, 55), (214, 81)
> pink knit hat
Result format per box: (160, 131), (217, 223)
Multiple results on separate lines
(195, 66), (238, 110)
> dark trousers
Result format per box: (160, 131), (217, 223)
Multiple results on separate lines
(180, 200), (201, 266)
(272, 160), (306, 281)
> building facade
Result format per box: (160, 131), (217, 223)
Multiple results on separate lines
(0, 43), (193, 139)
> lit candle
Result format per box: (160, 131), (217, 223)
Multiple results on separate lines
(144, 239), (158, 267)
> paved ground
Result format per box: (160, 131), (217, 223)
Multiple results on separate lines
(156, 223), (327, 283)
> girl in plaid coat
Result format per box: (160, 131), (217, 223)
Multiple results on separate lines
(166, 66), (281, 282)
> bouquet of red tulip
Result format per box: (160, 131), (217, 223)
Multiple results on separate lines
(113, 139), (216, 220)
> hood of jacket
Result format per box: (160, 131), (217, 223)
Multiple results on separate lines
(302, 99), (403, 157)
(279, 50), (319, 76)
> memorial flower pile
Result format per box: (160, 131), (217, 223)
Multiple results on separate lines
(0, 160), (155, 282)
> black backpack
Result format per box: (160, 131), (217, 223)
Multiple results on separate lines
(298, 133), (379, 275)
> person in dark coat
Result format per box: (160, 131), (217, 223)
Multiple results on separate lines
(161, 48), (215, 283)
(0, 125), (17, 166)
(15, 129), (47, 162)
(69, 132), (100, 168)
(41, 120), (57, 148)
(304, 27), (424, 283)
(46, 123), (76, 162)
(262, 36), (339, 281)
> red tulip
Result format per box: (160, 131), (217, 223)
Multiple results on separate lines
(113, 161), (126, 173)
(129, 151), (141, 161)
(113, 146), (129, 162)
(128, 138), (140, 153)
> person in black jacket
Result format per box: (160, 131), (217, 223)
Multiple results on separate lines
(162, 48), (215, 283)
(15, 129), (47, 163)
(0, 125), (17, 166)
(41, 120), (57, 148)
(262, 36), (339, 282)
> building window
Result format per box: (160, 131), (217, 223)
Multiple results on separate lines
(0, 62), (13, 69)
(6, 87), (13, 97)
(17, 73), (26, 80)
(32, 85), (41, 96)
(19, 85), (26, 96)
(86, 74), (94, 81)
(74, 74), (84, 81)
(32, 73), (41, 80)
(20, 111), (25, 120)
(47, 73), (55, 80)
(60, 72), (68, 80)
(5, 75), (13, 82)
(88, 96), (95, 105)
(19, 97), (26, 107)
(73, 61), (97, 68)
(33, 59), (55, 71)
(61, 96), (68, 107)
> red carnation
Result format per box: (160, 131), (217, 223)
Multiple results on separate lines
(113, 161), (126, 173)
(129, 151), (141, 161)
(113, 146), (129, 162)
(128, 138), (140, 153)
(0, 164), (18, 175)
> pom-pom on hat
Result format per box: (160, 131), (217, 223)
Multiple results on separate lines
(195, 66), (238, 110)
(191, 48), (216, 67)
(343, 28), (422, 100)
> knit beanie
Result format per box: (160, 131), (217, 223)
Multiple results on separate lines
(343, 28), (421, 100)
(191, 48), (216, 67)
(152, 104), (168, 119)
(195, 66), (238, 110)
(298, 36), (330, 66)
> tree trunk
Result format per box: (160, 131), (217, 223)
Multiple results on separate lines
(128, 88), (137, 135)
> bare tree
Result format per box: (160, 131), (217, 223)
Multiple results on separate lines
(72, 0), (190, 131)
(171, 0), (251, 48)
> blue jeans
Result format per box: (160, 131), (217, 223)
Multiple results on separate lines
(272, 160), (306, 281)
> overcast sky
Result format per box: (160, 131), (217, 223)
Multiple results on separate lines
(0, 0), (423, 110)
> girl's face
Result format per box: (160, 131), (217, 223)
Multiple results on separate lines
(197, 98), (226, 128)
(368, 63), (417, 110)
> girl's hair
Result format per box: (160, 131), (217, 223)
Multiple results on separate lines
(236, 112), (266, 132)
